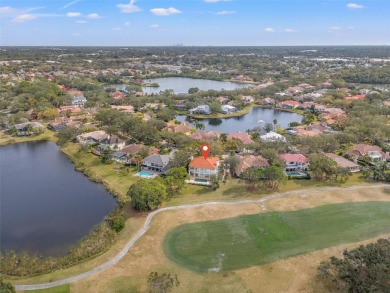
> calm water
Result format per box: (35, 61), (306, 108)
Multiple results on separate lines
(142, 77), (252, 94)
(0, 141), (116, 256)
(176, 107), (303, 133)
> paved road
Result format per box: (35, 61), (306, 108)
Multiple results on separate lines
(15, 184), (389, 291)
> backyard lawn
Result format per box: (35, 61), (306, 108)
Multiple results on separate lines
(163, 201), (390, 272)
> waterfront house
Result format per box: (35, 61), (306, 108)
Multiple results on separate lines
(325, 153), (360, 173)
(190, 131), (220, 140)
(260, 132), (286, 142)
(188, 156), (220, 181)
(142, 154), (173, 174)
(278, 153), (309, 172)
(263, 97), (276, 106)
(221, 105), (237, 114)
(77, 130), (109, 144)
(188, 105), (211, 115)
(13, 122), (45, 136)
(277, 100), (300, 109)
(234, 155), (270, 177)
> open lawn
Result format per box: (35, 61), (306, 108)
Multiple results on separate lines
(25, 284), (70, 293)
(163, 201), (390, 272)
(0, 130), (56, 146)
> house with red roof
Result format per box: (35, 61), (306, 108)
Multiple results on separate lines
(345, 94), (366, 101)
(227, 132), (254, 145)
(278, 153), (309, 172)
(346, 144), (389, 163)
(190, 131), (220, 140)
(188, 156), (220, 181)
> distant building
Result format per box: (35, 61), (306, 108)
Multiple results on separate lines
(260, 131), (286, 142)
(221, 105), (237, 114)
(227, 132), (254, 145)
(325, 153), (360, 173)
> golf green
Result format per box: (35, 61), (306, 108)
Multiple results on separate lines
(163, 202), (390, 272)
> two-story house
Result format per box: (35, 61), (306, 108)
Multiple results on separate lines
(142, 154), (173, 174)
(188, 156), (220, 181)
(278, 153), (309, 172)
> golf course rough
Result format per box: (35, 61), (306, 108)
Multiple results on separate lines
(163, 201), (390, 272)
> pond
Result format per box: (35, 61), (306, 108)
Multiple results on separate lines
(176, 107), (303, 133)
(0, 141), (117, 256)
(105, 78), (252, 94)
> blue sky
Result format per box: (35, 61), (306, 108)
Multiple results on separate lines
(0, 0), (389, 46)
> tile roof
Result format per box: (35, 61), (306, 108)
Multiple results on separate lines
(227, 132), (254, 144)
(279, 153), (309, 164)
(189, 157), (220, 170)
(235, 155), (270, 176)
(325, 153), (359, 169)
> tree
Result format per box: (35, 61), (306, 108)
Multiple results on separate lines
(127, 179), (167, 211)
(263, 165), (287, 189)
(308, 153), (338, 181)
(101, 148), (113, 164)
(0, 275), (15, 293)
(194, 121), (205, 130)
(107, 214), (126, 233)
(188, 87), (200, 94)
(169, 149), (192, 168)
(264, 122), (274, 133)
(56, 127), (79, 146)
(163, 167), (189, 196)
(209, 174), (219, 190)
(318, 238), (390, 293)
(224, 155), (240, 177)
(148, 272), (180, 293)
(240, 167), (264, 190)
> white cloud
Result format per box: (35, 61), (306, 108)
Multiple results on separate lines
(264, 27), (275, 33)
(66, 12), (81, 17)
(215, 10), (236, 15)
(0, 6), (23, 14)
(347, 3), (364, 9)
(150, 7), (181, 16)
(117, 0), (141, 13)
(124, 21), (131, 26)
(87, 13), (100, 19)
(284, 28), (297, 33)
(11, 14), (37, 23)
(204, 0), (231, 3)
(112, 27), (121, 31)
(73, 33), (81, 36)
(149, 24), (160, 28)
(61, 0), (81, 9)
(76, 20), (87, 24)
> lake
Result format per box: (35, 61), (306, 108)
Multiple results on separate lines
(0, 141), (117, 256)
(176, 107), (303, 133)
(142, 77), (252, 94)
(105, 78), (252, 95)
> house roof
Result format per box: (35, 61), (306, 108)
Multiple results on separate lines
(325, 153), (359, 169)
(227, 132), (254, 144)
(235, 155), (270, 176)
(279, 100), (300, 106)
(190, 131), (220, 140)
(144, 154), (171, 166)
(346, 144), (382, 157)
(345, 94), (366, 101)
(78, 130), (108, 141)
(260, 131), (286, 142)
(189, 157), (219, 170)
(279, 153), (309, 164)
(121, 144), (158, 155)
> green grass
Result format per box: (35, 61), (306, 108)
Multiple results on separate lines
(25, 284), (70, 293)
(163, 201), (390, 272)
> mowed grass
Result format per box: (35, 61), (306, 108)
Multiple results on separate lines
(25, 284), (70, 293)
(163, 201), (390, 273)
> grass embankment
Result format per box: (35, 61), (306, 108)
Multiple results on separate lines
(0, 130), (56, 146)
(163, 201), (390, 272)
(25, 284), (70, 293)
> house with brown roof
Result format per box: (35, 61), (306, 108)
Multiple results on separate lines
(188, 156), (220, 181)
(190, 131), (220, 140)
(77, 130), (109, 144)
(279, 153), (309, 172)
(277, 100), (300, 109)
(345, 94), (366, 101)
(112, 92), (125, 100)
(111, 105), (134, 114)
(227, 132), (254, 145)
(165, 123), (192, 135)
(263, 97), (276, 106)
(346, 144), (388, 163)
(325, 153), (360, 173)
(217, 96), (229, 104)
(234, 155), (270, 177)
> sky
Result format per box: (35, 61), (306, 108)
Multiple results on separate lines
(0, 0), (389, 46)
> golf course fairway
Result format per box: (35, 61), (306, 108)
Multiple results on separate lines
(163, 201), (390, 272)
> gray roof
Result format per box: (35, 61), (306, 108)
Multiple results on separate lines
(144, 154), (171, 166)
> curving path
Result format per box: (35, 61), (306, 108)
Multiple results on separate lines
(15, 184), (389, 291)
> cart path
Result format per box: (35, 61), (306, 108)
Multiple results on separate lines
(15, 184), (389, 291)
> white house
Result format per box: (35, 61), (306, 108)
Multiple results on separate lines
(221, 105), (237, 114)
(188, 105), (211, 115)
(278, 153), (309, 172)
(188, 156), (220, 181)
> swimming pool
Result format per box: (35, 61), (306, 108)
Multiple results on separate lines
(195, 178), (209, 183)
(137, 170), (156, 178)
